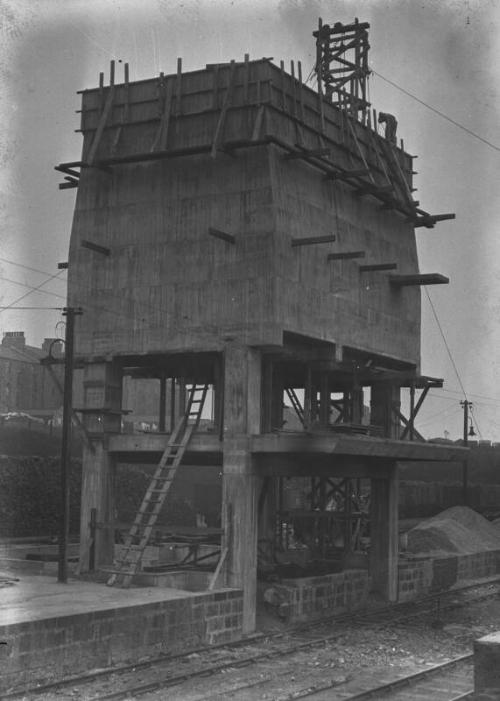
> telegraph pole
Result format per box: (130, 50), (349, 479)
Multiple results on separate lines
(460, 399), (472, 506)
(58, 306), (82, 583)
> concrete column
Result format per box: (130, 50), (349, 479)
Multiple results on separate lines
(79, 361), (122, 571)
(474, 632), (500, 700)
(370, 464), (399, 601)
(221, 342), (261, 633)
(371, 384), (401, 438)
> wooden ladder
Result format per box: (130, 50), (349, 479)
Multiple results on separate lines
(107, 383), (209, 587)
(285, 387), (305, 427)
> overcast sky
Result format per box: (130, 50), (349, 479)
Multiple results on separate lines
(0, 0), (499, 441)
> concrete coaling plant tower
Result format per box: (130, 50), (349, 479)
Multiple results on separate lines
(58, 20), (464, 632)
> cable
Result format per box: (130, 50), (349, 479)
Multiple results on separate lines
(372, 68), (500, 153)
(0, 272), (67, 313)
(0, 256), (67, 281)
(0, 306), (63, 310)
(424, 287), (469, 400)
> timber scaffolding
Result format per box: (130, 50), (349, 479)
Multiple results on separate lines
(60, 34), (464, 636)
(57, 55), (453, 230)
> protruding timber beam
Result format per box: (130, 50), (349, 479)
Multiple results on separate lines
(208, 227), (236, 244)
(327, 251), (365, 261)
(389, 273), (449, 287)
(359, 263), (397, 273)
(292, 235), (336, 248)
(81, 240), (111, 256)
(59, 177), (79, 190)
(413, 213), (455, 228)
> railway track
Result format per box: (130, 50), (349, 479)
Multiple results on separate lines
(6, 577), (499, 700)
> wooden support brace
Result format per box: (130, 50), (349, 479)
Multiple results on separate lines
(81, 240), (111, 256)
(355, 184), (394, 197)
(285, 148), (330, 160)
(87, 74), (115, 166)
(400, 385), (429, 440)
(208, 546), (228, 590)
(251, 105), (265, 141)
(151, 78), (174, 152)
(326, 168), (370, 180)
(211, 60), (237, 158)
(389, 273), (449, 287)
(327, 251), (365, 261)
(175, 57), (182, 116)
(208, 227), (236, 244)
(359, 263), (397, 272)
(392, 406), (425, 441)
(292, 235), (336, 247)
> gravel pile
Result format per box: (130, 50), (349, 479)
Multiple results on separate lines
(406, 506), (500, 556)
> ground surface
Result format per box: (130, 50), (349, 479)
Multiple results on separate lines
(136, 595), (499, 701)
(24, 585), (500, 700)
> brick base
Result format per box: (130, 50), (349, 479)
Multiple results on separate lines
(0, 589), (243, 693)
(398, 550), (500, 602)
(260, 569), (370, 623)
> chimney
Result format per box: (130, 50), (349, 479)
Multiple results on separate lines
(42, 338), (64, 357)
(2, 331), (26, 348)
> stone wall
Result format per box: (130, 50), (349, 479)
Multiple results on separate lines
(0, 589), (243, 693)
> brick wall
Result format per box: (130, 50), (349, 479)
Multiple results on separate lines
(262, 569), (370, 623)
(0, 589), (243, 693)
(398, 550), (500, 602)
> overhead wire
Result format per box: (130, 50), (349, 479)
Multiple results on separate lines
(371, 68), (500, 153)
(0, 272), (67, 313)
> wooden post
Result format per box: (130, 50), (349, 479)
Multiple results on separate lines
(58, 307), (81, 583)
(370, 465), (399, 601)
(169, 377), (176, 432)
(304, 364), (312, 429)
(78, 361), (122, 572)
(221, 342), (261, 633)
(371, 383), (401, 438)
(159, 370), (167, 432)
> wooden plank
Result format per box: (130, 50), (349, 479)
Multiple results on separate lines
(327, 251), (365, 261)
(151, 77), (174, 152)
(292, 235), (336, 247)
(414, 213), (455, 228)
(297, 60), (305, 121)
(326, 168), (370, 180)
(81, 240), (111, 256)
(389, 273), (449, 287)
(175, 57), (182, 116)
(285, 148), (330, 160)
(208, 227), (236, 244)
(359, 263), (397, 272)
(208, 546), (228, 590)
(251, 105), (265, 141)
(290, 60), (296, 117)
(211, 60), (237, 158)
(86, 81), (115, 165)
(243, 53), (249, 103)
(280, 60), (286, 110)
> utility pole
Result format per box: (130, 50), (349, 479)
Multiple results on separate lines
(58, 306), (82, 583)
(460, 399), (472, 506)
